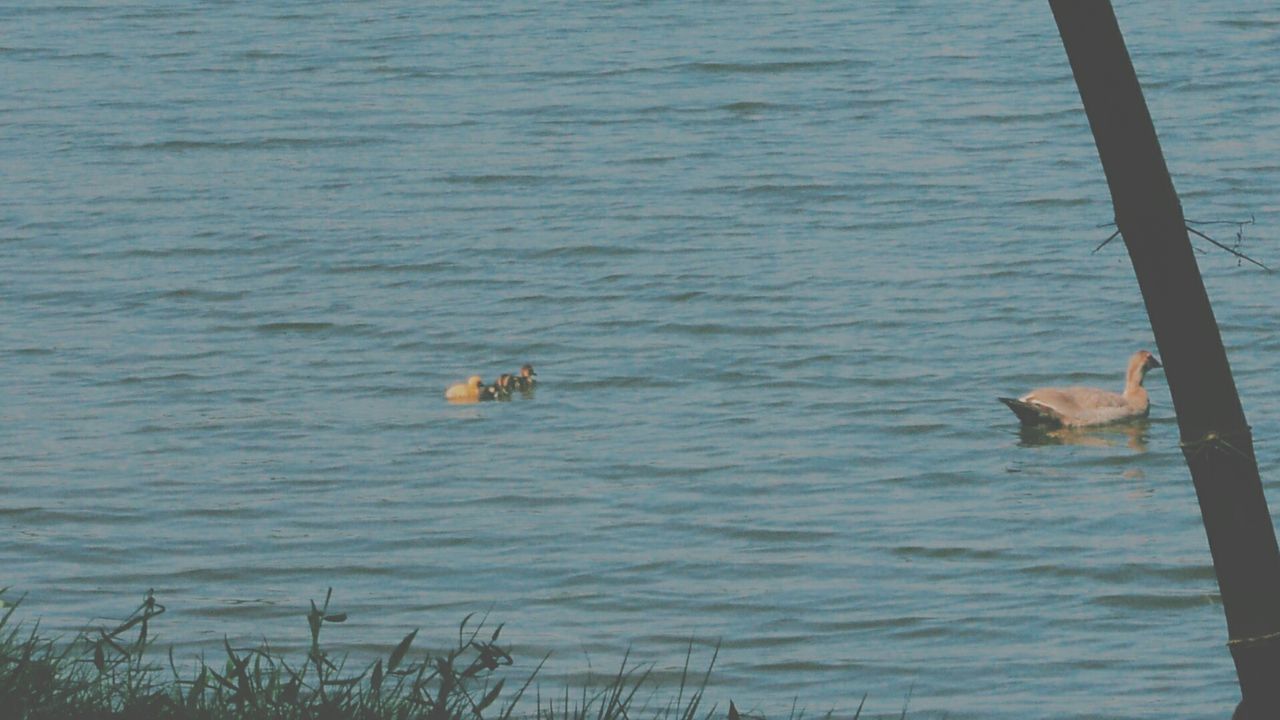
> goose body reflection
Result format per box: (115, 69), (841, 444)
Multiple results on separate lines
(1017, 419), (1150, 452)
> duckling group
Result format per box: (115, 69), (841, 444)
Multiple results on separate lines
(445, 364), (537, 403)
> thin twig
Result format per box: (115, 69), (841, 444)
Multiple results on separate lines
(1093, 217), (1268, 269)
(1186, 215), (1255, 227)
(1186, 225), (1272, 272)
(1091, 228), (1121, 254)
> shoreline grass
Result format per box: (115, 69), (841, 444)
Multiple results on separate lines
(3, 588), (855, 720)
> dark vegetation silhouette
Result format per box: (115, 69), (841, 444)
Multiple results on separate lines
(0, 589), (733, 720)
(1050, 2), (1280, 716)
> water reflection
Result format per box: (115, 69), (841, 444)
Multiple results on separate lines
(1017, 420), (1150, 452)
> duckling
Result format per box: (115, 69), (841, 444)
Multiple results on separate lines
(480, 374), (515, 401)
(494, 373), (516, 397)
(999, 350), (1162, 427)
(512, 364), (537, 391)
(444, 375), (485, 403)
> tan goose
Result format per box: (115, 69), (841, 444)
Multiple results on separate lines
(1000, 350), (1162, 427)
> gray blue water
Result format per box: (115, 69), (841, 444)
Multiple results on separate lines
(3, 3), (1279, 718)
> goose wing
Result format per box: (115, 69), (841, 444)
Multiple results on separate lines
(1021, 386), (1136, 426)
(999, 396), (1065, 427)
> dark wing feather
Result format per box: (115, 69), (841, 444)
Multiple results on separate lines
(999, 397), (1063, 427)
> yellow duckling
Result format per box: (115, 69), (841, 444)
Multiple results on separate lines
(445, 375), (485, 403)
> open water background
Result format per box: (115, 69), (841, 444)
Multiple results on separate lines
(3, 3), (1279, 718)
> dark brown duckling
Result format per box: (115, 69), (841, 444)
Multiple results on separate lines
(482, 374), (514, 401)
(495, 373), (516, 396)
(512, 364), (537, 391)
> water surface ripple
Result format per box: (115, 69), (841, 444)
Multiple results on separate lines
(3, 3), (1279, 719)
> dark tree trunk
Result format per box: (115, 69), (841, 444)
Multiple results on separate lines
(1048, 2), (1280, 716)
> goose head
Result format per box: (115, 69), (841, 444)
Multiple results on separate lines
(1126, 350), (1162, 393)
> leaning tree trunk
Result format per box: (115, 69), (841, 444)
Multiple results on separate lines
(1049, 2), (1280, 716)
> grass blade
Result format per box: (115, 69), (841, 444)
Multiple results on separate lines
(389, 628), (418, 673)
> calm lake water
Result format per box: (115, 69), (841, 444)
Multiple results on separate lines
(3, 3), (1279, 718)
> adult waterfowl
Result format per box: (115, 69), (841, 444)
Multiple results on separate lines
(513, 364), (537, 391)
(999, 350), (1162, 427)
(445, 375), (485, 403)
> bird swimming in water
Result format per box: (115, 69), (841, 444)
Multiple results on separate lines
(999, 350), (1162, 427)
(445, 375), (486, 403)
(446, 366), (537, 403)
(484, 374), (515, 401)
(513, 364), (537, 391)
(495, 373), (515, 396)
